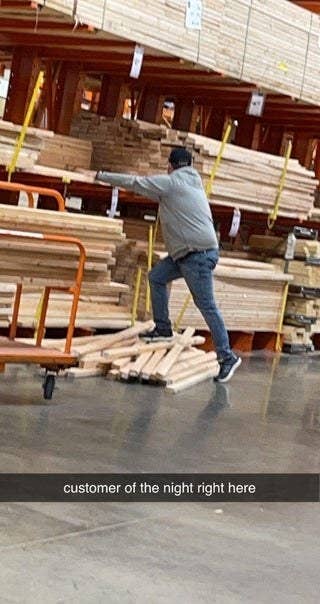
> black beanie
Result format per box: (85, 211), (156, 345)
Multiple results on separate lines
(168, 147), (192, 169)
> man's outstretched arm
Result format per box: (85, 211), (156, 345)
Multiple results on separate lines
(95, 171), (171, 202)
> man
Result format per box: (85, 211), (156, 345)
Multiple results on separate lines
(96, 147), (241, 383)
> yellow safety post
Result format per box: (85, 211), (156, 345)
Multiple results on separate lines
(267, 139), (292, 230)
(174, 293), (192, 331)
(145, 224), (153, 313)
(205, 119), (233, 197)
(7, 70), (44, 181)
(34, 290), (46, 340)
(131, 266), (142, 326)
(275, 281), (289, 353)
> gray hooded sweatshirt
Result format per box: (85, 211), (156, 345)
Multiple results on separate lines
(97, 166), (219, 261)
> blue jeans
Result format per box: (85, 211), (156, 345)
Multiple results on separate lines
(148, 249), (232, 361)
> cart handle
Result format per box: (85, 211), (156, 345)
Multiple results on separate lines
(0, 180), (65, 211)
(0, 229), (86, 354)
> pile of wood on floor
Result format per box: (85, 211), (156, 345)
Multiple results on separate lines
(71, 113), (316, 220)
(249, 234), (320, 351)
(30, 321), (219, 393)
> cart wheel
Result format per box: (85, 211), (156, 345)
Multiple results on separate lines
(43, 374), (55, 400)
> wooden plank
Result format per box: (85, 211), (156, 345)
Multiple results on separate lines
(165, 368), (218, 393)
(155, 327), (195, 378)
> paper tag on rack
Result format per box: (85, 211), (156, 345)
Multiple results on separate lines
(66, 196), (82, 211)
(185, 0), (202, 30)
(228, 208), (241, 238)
(130, 44), (144, 79)
(247, 91), (265, 117)
(108, 187), (119, 218)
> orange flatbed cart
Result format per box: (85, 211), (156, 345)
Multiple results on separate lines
(0, 228), (86, 400)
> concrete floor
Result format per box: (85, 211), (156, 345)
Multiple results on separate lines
(0, 352), (319, 603)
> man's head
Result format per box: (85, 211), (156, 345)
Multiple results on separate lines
(168, 147), (192, 173)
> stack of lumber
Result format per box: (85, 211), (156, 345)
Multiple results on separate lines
(249, 235), (320, 259)
(37, 134), (92, 171)
(0, 118), (92, 173)
(122, 217), (164, 246)
(0, 284), (132, 329)
(43, 0), (320, 105)
(11, 290), (131, 330)
(275, 258), (320, 346)
(71, 114), (316, 220)
(240, 0), (312, 99)
(250, 234), (320, 348)
(282, 324), (314, 350)
(168, 257), (291, 333)
(37, 321), (219, 392)
(0, 285), (15, 324)
(111, 239), (149, 308)
(111, 243), (292, 333)
(0, 203), (131, 329)
(272, 258), (320, 289)
(0, 119), (52, 170)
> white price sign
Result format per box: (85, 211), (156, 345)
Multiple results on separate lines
(108, 187), (119, 218)
(130, 44), (144, 79)
(185, 0), (202, 30)
(228, 208), (241, 238)
(247, 91), (265, 117)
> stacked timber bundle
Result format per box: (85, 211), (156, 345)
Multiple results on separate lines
(71, 113), (316, 220)
(0, 119), (52, 170)
(168, 257), (292, 333)
(36, 321), (219, 392)
(111, 242), (292, 334)
(0, 119), (92, 173)
(37, 134), (92, 171)
(0, 285), (16, 326)
(117, 242), (292, 333)
(122, 217), (164, 247)
(249, 234), (320, 351)
(0, 203), (131, 329)
(41, 0), (320, 105)
(11, 290), (132, 330)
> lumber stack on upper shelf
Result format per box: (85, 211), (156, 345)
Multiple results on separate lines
(41, 0), (320, 105)
(71, 114), (316, 221)
(0, 119), (92, 173)
(37, 134), (92, 171)
(0, 119), (52, 171)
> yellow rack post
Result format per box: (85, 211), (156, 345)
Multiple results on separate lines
(174, 293), (192, 331)
(145, 224), (153, 313)
(267, 139), (292, 230)
(205, 120), (233, 197)
(131, 267), (142, 326)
